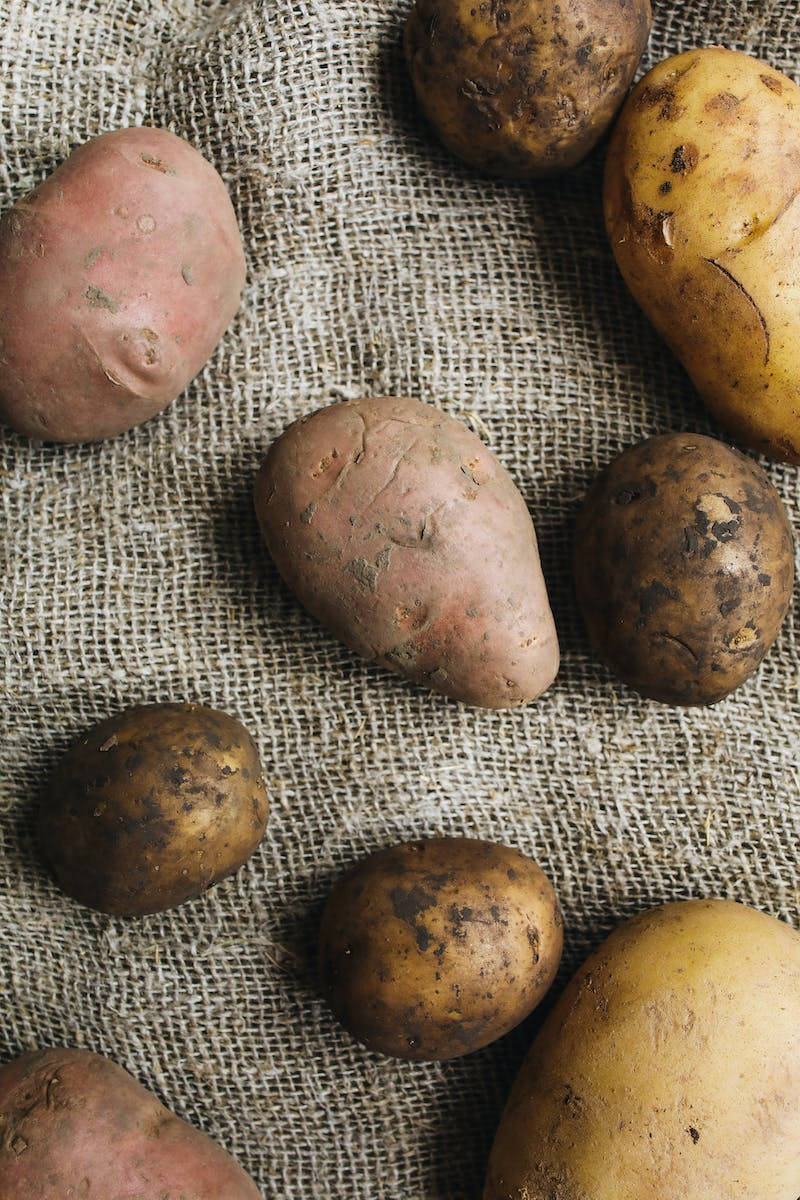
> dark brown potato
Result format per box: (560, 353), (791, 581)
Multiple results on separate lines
(39, 703), (269, 916)
(574, 434), (794, 705)
(405, 0), (652, 178)
(319, 838), (562, 1061)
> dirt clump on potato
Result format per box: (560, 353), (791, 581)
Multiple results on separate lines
(319, 837), (562, 1061)
(405, 0), (651, 177)
(39, 702), (268, 916)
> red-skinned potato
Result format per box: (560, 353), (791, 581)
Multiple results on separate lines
(0, 126), (245, 442)
(254, 396), (559, 708)
(0, 1048), (260, 1198)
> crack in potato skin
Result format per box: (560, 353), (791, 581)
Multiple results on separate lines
(405, 0), (651, 178)
(604, 47), (800, 462)
(254, 396), (559, 708)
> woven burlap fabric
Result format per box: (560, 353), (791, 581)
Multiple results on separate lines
(1, 0), (798, 1195)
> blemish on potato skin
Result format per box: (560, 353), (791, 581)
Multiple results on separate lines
(85, 285), (119, 313)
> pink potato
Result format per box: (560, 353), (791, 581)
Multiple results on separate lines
(254, 396), (559, 707)
(0, 127), (245, 442)
(0, 1047), (260, 1198)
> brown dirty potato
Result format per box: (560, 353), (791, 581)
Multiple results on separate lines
(484, 900), (800, 1200)
(574, 433), (794, 705)
(0, 126), (245, 442)
(254, 396), (559, 708)
(0, 1047), (260, 1198)
(318, 837), (562, 1061)
(605, 48), (800, 462)
(405, 0), (651, 178)
(39, 703), (269, 916)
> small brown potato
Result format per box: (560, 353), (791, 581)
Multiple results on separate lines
(574, 433), (794, 705)
(484, 899), (800, 1200)
(605, 48), (800, 462)
(39, 702), (268, 916)
(318, 837), (563, 1061)
(0, 1047), (260, 1198)
(254, 396), (559, 708)
(405, 0), (651, 178)
(0, 126), (245, 442)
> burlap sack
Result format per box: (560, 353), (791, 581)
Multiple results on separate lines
(1, 1), (798, 1196)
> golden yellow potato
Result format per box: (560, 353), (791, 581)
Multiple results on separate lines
(405, 0), (651, 177)
(574, 433), (794, 704)
(39, 703), (269, 916)
(605, 47), (800, 462)
(484, 899), (800, 1200)
(319, 837), (562, 1060)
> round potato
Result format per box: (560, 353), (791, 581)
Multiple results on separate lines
(319, 837), (562, 1061)
(39, 702), (268, 916)
(605, 48), (800, 462)
(254, 396), (559, 708)
(405, 0), (651, 177)
(0, 126), (245, 442)
(484, 900), (800, 1200)
(0, 1048), (260, 1198)
(574, 433), (794, 705)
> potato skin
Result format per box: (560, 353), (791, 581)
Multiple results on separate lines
(484, 899), (800, 1200)
(574, 433), (794, 705)
(605, 48), (800, 462)
(405, 0), (651, 178)
(0, 126), (245, 442)
(39, 703), (268, 917)
(319, 837), (562, 1061)
(254, 396), (559, 708)
(0, 1047), (260, 1198)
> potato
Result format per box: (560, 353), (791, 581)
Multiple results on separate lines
(0, 126), (245, 442)
(254, 396), (559, 708)
(574, 433), (794, 705)
(0, 1047), (259, 1197)
(484, 899), (800, 1200)
(39, 702), (268, 916)
(605, 48), (800, 462)
(318, 837), (562, 1061)
(405, 0), (651, 178)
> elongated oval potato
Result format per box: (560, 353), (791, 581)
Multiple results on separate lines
(405, 0), (651, 178)
(605, 48), (800, 462)
(254, 396), (559, 707)
(319, 837), (562, 1060)
(0, 126), (245, 442)
(39, 702), (269, 916)
(0, 1048), (260, 1198)
(484, 899), (800, 1200)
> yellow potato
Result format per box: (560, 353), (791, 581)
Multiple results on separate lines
(605, 48), (800, 462)
(484, 899), (800, 1199)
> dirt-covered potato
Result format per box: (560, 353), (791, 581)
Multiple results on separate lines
(0, 1048), (260, 1198)
(39, 703), (268, 916)
(605, 48), (800, 462)
(574, 433), (794, 705)
(0, 126), (245, 442)
(254, 396), (559, 708)
(484, 900), (800, 1200)
(405, 0), (651, 177)
(319, 837), (562, 1061)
